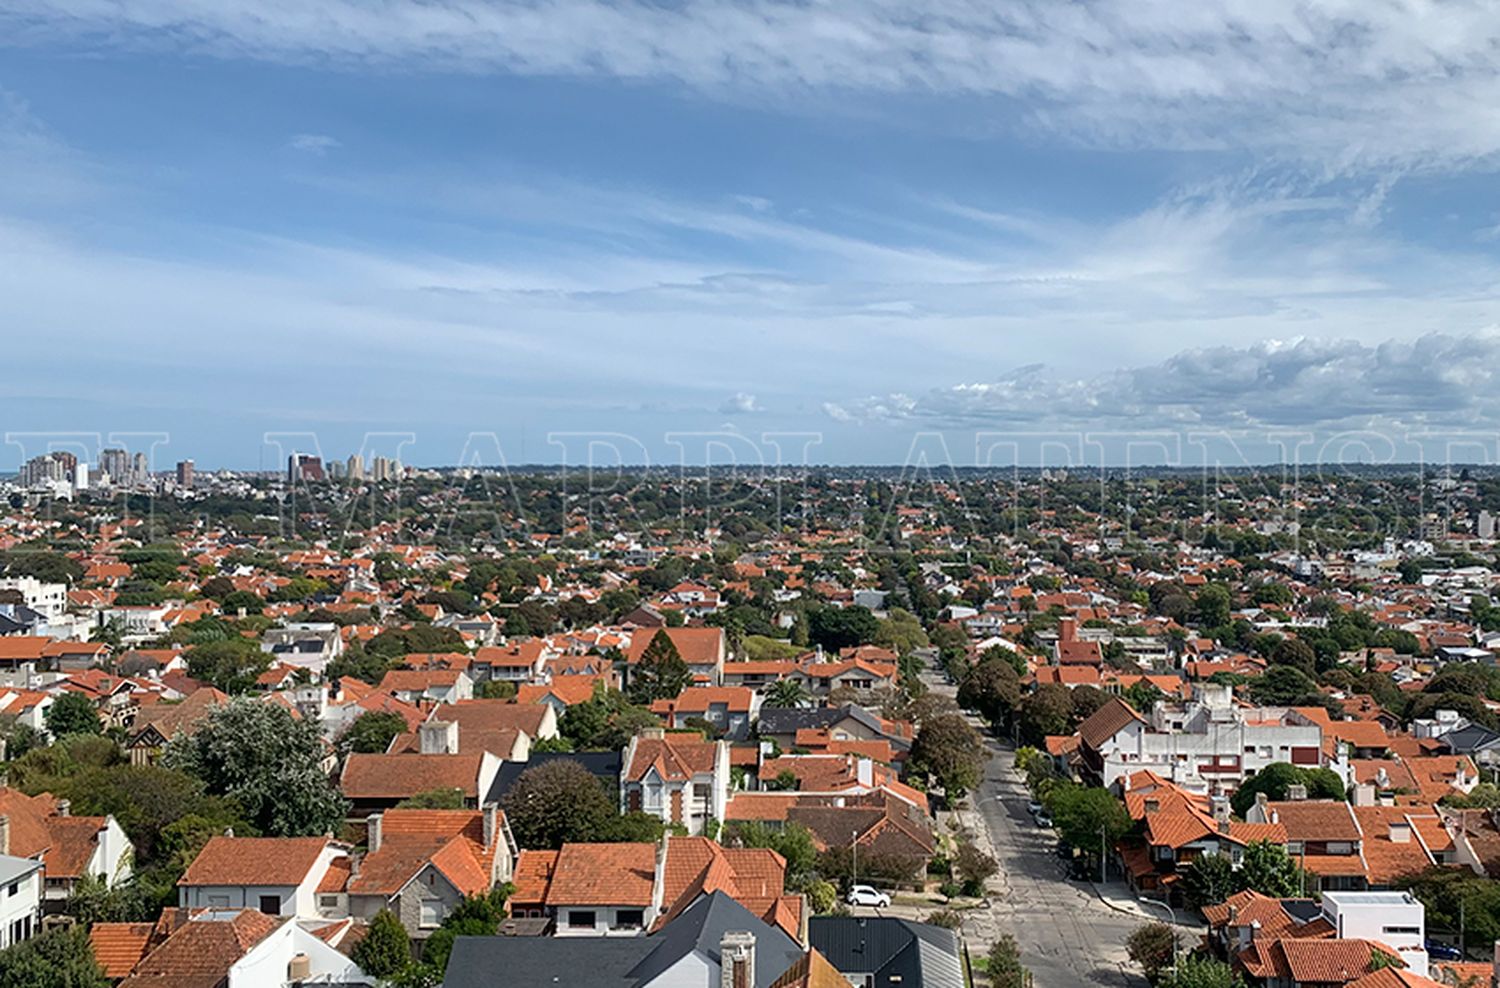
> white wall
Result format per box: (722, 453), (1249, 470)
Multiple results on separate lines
(228, 921), (374, 988)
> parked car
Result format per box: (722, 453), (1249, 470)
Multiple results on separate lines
(1034, 812), (1054, 828)
(1027, 801), (1044, 815)
(846, 885), (891, 908)
(1426, 941), (1463, 961)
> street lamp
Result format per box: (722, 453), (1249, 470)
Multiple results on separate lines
(1140, 896), (1181, 972)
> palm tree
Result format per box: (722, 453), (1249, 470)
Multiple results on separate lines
(765, 678), (811, 709)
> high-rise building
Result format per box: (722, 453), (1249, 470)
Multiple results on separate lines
(287, 453), (325, 483)
(18, 453), (66, 487)
(131, 452), (149, 484)
(346, 453), (365, 482)
(74, 462), (89, 492)
(176, 460), (195, 489)
(99, 448), (129, 484)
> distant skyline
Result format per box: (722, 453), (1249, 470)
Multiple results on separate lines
(6, 2), (1500, 467)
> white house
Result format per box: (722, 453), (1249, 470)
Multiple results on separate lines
(0, 855), (41, 949)
(227, 917), (375, 987)
(1321, 891), (1429, 977)
(178, 836), (349, 919)
(620, 729), (730, 836)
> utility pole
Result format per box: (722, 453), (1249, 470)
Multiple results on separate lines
(1460, 896), (1466, 959)
(1100, 825), (1107, 884)
(852, 830), (858, 886)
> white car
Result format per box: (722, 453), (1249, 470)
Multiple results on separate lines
(846, 885), (891, 908)
(1027, 800), (1044, 815)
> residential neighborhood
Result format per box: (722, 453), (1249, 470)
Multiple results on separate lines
(1, 465), (1500, 988)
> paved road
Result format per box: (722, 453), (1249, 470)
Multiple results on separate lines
(914, 656), (1147, 987)
(971, 740), (1145, 987)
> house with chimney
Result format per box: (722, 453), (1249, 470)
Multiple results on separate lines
(345, 807), (513, 937)
(0, 789), (133, 912)
(443, 890), (807, 988)
(620, 729), (730, 836)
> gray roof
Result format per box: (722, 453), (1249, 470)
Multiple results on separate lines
(757, 704), (909, 750)
(0, 854), (42, 886)
(485, 751), (623, 804)
(444, 891), (803, 988)
(809, 917), (964, 988)
(1438, 723), (1500, 754)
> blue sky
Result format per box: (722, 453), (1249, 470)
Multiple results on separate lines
(6, 1), (1500, 469)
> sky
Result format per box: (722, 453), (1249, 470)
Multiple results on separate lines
(6, 1), (1500, 470)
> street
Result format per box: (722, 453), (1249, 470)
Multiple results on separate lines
(914, 656), (1152, 987)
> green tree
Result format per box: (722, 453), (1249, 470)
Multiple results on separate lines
(1182, 853), (1236, 909)
(957, 658), (1020, 725)
(1127, 922), (1180, 983)
(807, 606), (879, 651)
(1398, 866), (1500, 954)
(986, 934), (1029, 988)
(909, 714), (988, 802)
(1246, 666), (1320, 707)
(1045, 783), (1131, 866)
(1268, 639), (1316, 678)
(628, 632), (691, 705)
(805, 880), (836, 914)
(45, 692), (101, 738)
(339, 710), (407, 755)
(396, 788), (467, 809)
(1018, 684), (1074, 745)
(352, 909), (411, 979)
(184, 639), (271, 694)
(953, 841), (998, 896)
(1229, 763), (1344, 817)
(501, 760), (616, 849)
(164, 699), (346, 836)
(0, 927), (107, 988)
(1237, 840), (1306, 898)
(219, 590), (264, 616)
(1159, 955), (1240, 988)
(765, 678), (812, 709)
(1195, 584), (1232, 630)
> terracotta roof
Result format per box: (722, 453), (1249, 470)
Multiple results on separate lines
(179, 836), (331, 888)
(348, 809), (496, 898)
(340, 752), (482, 800)
(1263, 800), (1363, 843)
(1077, 698), (1146, 750)
(625, 628), (723, 666)
(625, 734), (718, 782)
(510, 849), (559, 907)
(120, 910), (283, 988)
(544, 842), (655, 906)
(43, 816), (111, 879)
(90, 922), (154, 979)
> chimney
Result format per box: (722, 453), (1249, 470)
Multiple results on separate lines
(288, 953), (312, 982)
(1492, 939), (1500, 988)
(1353, 784), (1377, 807)
(642, 726), (666, 740)
(482, 803), (500, 850)
(1287, 784), (1308, 802)
(0, 815), (10, 856)
(1254, 792), (1269, 820)
(367, 813), (383, 854)
(719, 931), (756, 988)
(1389, 820), (1412, 844)
(856, 758), (874, 788)
(1211, 796), (1230, 825)
(55, 799), (70, 818)
(419, 719), (459, 755)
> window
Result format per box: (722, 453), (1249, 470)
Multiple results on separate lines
(1383, 926), (1420, 935)
(420, 900), (445, 928)
(615, 909), (644, 930)
(1286, 842), (1303, 855)
(208, 895), (230, 908)
(258, 895), (281, 915)
(319, 895), (341, 909)
(5, 883), (15, 897)
(693, 784), (711, 802)
(567, 910), (597, 929)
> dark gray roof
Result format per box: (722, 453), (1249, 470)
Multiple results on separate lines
(625, 890), (803, 988)
(444, 891), (803, 988)
(1437, 723), (1500, 754)
(757, 704), (909, 750)
(485, 751), (622, 804)
(444, 936), (652, 988)
(809, 917), (964, 988)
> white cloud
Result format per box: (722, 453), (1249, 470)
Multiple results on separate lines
(288, 133), (340, 154)
(825, 332), (1500, 431)
(718, 392), (763, 414)
(7, 1), (1500, 169)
